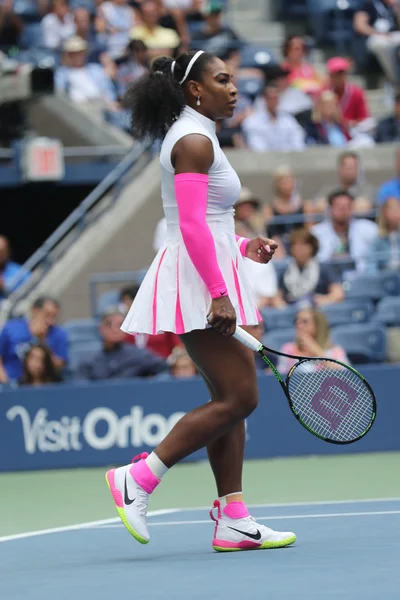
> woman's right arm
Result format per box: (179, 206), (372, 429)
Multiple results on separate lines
(173, 134), (236, 336)
(354, 11), (378, 37)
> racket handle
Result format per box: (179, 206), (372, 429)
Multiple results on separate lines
(233, 327), (263, 353)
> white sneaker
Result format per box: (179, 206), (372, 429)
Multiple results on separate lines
(106, 460), (150, 544)
(210, 500), (296, 552)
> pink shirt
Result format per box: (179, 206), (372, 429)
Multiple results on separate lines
(281, 61), (324, 96)
(277, 342), (349, 375)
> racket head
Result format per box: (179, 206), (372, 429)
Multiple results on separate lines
(285, 358), (377, 445)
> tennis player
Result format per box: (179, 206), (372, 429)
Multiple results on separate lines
(106, 50), (296, 552)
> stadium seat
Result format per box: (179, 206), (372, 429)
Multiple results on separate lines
(68, 339), (102, 372)
(19, 22), (44, 49)
(381, 271), (400, 296)
(375, 297), (400, 327)
(236, 77), (264, 101)
(96, 289), (121, 316)
(263, 328), (295, 352)
(331, 323), (387, 364)
(344, 272), (400, 301)
(239, 45), (275, 69)
(320, 299), (374, 327)
(13, 0), (40, 22)
(261, 306), (297, 331)
(64, 319), (99, 343)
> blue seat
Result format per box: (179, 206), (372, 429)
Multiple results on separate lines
(344, 272), (400, 301)
(237, 77), (264, 101)
(96, 289), (121, 316)
(375, 297), (400, 327)
(263, 328), (295, 353)
(69, 339), (103, 372)
(320, 299), (373, 327)
(64, 319), (99, 343)
(19, 22), (44, 48)
(381, 271), (400, 296)
(240, 45), (275, 69)
(261, 307), (297, 331)
(13, 0), (40, 22)
(331, 323), (387, 364)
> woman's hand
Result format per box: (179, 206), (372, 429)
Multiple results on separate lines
(297, 333), (323, 357)
(245, 237), (277, 264)
(208, 296), (237, 337)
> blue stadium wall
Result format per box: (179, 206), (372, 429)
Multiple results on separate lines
(0, 364), (397, 471)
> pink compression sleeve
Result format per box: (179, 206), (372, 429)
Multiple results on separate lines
(235, 235), (250, 257)
(174, 173), (228, 298)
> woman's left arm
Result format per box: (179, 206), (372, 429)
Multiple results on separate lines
(314, 283), (344, 306)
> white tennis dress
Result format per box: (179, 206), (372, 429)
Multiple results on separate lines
(121, 105), (261, 335)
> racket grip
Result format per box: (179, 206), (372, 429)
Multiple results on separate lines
(233, 327), (263, 353)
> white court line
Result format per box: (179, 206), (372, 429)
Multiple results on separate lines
(1, 499), (400, 544)
(95, 509), (400, 529)
(0, 509), (178, 544)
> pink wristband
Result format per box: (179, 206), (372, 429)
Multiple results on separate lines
(235, 235), (250, 257)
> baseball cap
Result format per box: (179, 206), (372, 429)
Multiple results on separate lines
(63, 36), (88, 53)
(326, 57), (351, 74)
(202, 1), (224, 15)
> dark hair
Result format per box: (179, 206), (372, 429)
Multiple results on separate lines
(20, 343), (61, 385)
(327, 188), (354, 207)
(119, 285), (140, 301)
(282, 35), (306, 59)
(124, 51), (217, 141)
(32, 296), (60, 310)
(337, 150), (358, 166)
(289, 228), (319, 257)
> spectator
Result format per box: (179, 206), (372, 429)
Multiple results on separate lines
(368, 196), (400, 271)
(119, 286), (182, 358)
(167, 345), (197, 378)
(55, 36), (125, 125)
(96, 0), (136, 59)
(234, 188), (265, 236)
(114, 39), (149, 97)
(130, 0), (180, 59)
(0, 296), (68, 383)
(0, 0), (23, 51)
(354, 0), (400, 84)
(0, 235), (27, 301)
(325, 57), (371, 127)
(311, 189), (378, 272)
(277, 229), (344, 307)
(276, 308), (349, 375)
(281, 35), (324, 97)
(313, 151), (376, 216)
(247, 321), (278, 372)
(74, 7), (107, 62)
(305, 90), (352, 147)
(377, 147), (400, 204)
(19, 342), (62, 386)
(242, 83), (306, 152)
(191, 1), (242, 57)
(265, 64), (313, 127)
(75, 308), (167, 380)
(244, 258), (279, 310)
(264, 165), (310, 241)
(41, 0), (75, 51)
(375, 91), (400, 142)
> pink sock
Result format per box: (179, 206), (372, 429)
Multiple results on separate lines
(223, 502), (249, 519)
(130, 459), (161, 494)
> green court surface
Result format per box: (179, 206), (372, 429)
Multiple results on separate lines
(1, 452), (399, 537)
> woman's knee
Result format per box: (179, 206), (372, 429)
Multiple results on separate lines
(222, 383), (259, 420)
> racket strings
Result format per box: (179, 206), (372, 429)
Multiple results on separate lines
(287, 360), (374, 442)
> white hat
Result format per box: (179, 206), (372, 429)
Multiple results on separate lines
(63, 36), (88, 53)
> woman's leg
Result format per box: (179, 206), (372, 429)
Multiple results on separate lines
(153, 327), (258, 467)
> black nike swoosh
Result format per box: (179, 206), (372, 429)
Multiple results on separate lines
(227, 526), (262, 541)
(124, 473), (136, 506)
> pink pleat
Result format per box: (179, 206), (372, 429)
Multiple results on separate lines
(175, 247), (185, 334)
(232, 258), (246, 324)
(152, 248), (167, 334)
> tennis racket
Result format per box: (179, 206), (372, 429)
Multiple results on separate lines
(233, 326), (377, 445)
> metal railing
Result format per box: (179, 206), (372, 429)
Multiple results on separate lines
(3, 141), (152, 318)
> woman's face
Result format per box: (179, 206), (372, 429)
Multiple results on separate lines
(190, 57), (238, 120)
(26, 347), (46, 379)
(171, 355), (196, 378)
(287, 37), (306, 63)
(277, 174), (294, 198)
(383, 197), (400, 230)
(295, 310), (317, 339)
(291, 240), (313, 266)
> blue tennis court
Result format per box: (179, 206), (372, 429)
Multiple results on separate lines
(2, 498), (399, 599)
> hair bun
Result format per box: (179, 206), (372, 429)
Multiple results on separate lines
(151, 56), (174, 76)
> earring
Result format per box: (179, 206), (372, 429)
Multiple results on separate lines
(197, 96), (201, 106)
